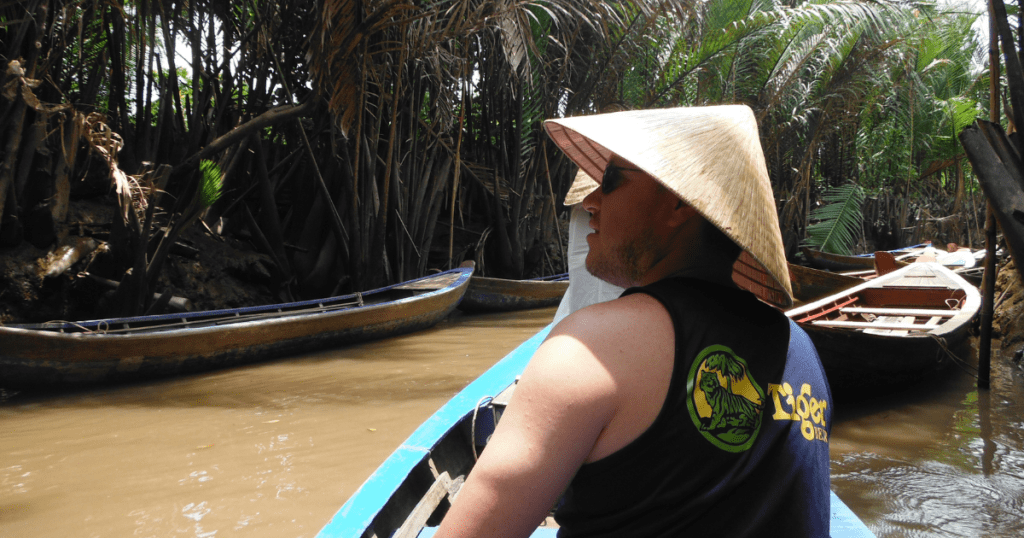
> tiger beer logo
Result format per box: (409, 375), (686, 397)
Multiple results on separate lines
(686, 345), (765, 453)
(768, 382), (829, 443)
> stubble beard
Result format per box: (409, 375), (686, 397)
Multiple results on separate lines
(586, 227), (661, 288)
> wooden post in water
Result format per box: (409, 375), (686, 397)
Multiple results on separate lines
(978, 3), (1002, 390)
(979, 207), (996, 390)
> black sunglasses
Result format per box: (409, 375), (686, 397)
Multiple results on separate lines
(601, 165), (643, 194)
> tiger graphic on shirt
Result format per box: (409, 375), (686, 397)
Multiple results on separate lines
(686, 345), (765, 453)
(699, 370), (761, 432)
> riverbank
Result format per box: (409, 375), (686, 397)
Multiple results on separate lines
(0, 199), (278, 324)
(992, 259), (1024, 355)
(4, 203), (1024, 370)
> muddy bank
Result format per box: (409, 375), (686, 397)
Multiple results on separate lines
(992, 259), (1024, 355)
(0, 196), (278, 324)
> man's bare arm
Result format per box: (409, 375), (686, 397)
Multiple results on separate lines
(434, 294), (674, 537)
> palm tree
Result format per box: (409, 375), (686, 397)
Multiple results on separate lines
(706, 351), (746, 392)
(0, 0), (989, 320)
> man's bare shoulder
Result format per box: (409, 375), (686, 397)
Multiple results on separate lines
(550, 292), (672, 346)
(531, 293), (675, 384)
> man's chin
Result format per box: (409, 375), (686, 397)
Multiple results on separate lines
(585, 260), (625, 288)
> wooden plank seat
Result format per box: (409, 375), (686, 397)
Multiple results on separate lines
(840, 307), (956, 317)
(393, 471), (465, 538)
(814, 320), (938, 331)
(795, 296), (860, 323)
(864, 315), (914, 336)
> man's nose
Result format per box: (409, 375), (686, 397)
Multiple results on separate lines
(581, 187), (601, 212)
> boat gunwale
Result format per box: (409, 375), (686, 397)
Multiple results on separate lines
(316, 325), (554, 538)
(469, 273), (568, 284)
(0, 267), (473, 338)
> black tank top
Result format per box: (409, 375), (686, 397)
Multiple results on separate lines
(554, 278), (832, 537)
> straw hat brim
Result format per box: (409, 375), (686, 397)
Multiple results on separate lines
(544, 105), (793, 308)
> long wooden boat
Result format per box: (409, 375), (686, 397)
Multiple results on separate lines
(786, 262), (980, 396)
(804, 245), (984, 286)
(316, 326), (877, 538)
(789, 263), (863, 306)
(457, 272), (569, 313)
(801, 243), (932, 272)
(0, 266), (474, 388)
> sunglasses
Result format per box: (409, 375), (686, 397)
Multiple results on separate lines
(601, 165), (643, 194)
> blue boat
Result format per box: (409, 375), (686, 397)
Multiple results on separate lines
(0, 266), (473, 388)
(317, 324), (876, 538)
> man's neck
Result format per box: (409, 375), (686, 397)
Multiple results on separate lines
(644, 262), (737, 288)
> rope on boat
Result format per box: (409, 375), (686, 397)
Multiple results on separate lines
(928, 333), (978, 378)
(471, 396), (494, 461)
(19, 320), (106, 334)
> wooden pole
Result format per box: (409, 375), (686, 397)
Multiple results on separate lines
(979, 207), (996, 389)
(978, 1), (1001, 389)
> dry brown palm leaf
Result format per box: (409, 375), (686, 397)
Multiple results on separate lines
(310, 0), (425, 136)
(83, 113), (145, 226)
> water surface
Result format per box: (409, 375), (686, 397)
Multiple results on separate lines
(2, 308), (1023, 537)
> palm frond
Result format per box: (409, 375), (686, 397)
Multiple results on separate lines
(198, 160), (224, 208)
(802, 183), (865, 255)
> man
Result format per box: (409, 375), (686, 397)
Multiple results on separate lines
(436, 105), (832, 537)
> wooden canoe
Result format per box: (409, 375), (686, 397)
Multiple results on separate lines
(0, 266), (474, 388)
(785, 263), (980, 396)
(800, 243), (932, 272)
(803, 245), (985, 285)
(457, 273), (569, 313)
(789, 263), (863, 306)
(316, 326), (877, 538)
(801, 247), (876, 272)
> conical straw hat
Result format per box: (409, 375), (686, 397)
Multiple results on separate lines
(544, 105), (792, 308)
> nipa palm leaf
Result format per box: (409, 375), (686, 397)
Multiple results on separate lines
(803, 183), (865, 255)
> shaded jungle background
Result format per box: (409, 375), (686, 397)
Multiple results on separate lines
(0, 0), (997, 323)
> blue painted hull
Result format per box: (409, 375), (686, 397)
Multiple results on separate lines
(317, 324), (876, 538)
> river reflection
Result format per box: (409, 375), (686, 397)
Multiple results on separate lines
(2, 309), (1024, 538)
(830, 340), (1024, 537)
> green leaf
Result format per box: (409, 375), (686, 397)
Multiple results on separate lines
(199, 160), (223, 209)
(802, 183), (865, 255)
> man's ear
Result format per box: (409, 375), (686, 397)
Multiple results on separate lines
(666, 199), (698, 227)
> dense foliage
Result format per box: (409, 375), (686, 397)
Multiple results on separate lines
(0, 0), (990, 317)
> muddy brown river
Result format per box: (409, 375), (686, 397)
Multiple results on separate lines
(2, 307), (1023, 537)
